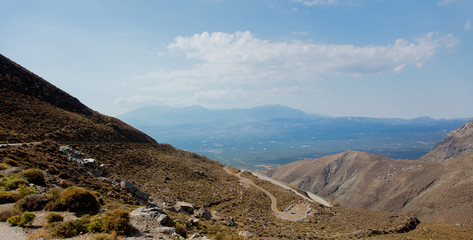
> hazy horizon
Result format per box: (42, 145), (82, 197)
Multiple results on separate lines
(2, 0), (472, 119)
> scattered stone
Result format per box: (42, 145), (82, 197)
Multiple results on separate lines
(189, 233), (212, 240)
(219, 217), (236, 226)
(157, 213), (174, 227)
(194, 207), (212, 220)
(238, 230), (253, 238)
(188, 218), (200, 226)
(120, 180), (138, 193)
(156, 226), (176, 235)
(174, 201), (194, 215)
(0, 166), (24, 176)
(134, 189), (150, 201)
(82, 158), (99, 169)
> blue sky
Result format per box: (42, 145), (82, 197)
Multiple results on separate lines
(1, 0), (472, 119)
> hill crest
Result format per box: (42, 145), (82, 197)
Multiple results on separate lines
(0, 54), (156, 144)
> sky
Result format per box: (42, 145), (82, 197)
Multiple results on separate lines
(1, 0), (472, 119)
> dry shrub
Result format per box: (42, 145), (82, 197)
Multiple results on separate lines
(15, 193), (51, 212)
(0, 176), (28, 190)
(45, 212), (64, 223)
(92, 233), (117, 240)
(48, 215), (91, 238)
(47, 186), (100, 213)
(0, 163), (11, 170)
(175, 222), (188, 238)
(88, 209), (131, 236)
(19, 168), (45, 185)
(0, 207), (20, 222)
(0, 191), (21, 204)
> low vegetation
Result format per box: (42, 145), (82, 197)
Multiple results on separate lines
(18, 168), (45, 185)
(7, 211), (35, 227)
(45, 212), (64, 223)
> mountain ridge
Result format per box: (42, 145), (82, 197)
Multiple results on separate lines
(420, 119), (473, 161)
(0, 53), (156, 144)
(263, 119), (473, 226)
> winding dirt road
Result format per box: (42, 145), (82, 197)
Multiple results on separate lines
(224, 166), (312, 221)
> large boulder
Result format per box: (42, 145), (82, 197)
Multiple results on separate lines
(174, 201), (194, 215)
(120, 180), (138, 193)
(130, 206), (175, 235)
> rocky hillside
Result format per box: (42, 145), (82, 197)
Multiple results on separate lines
(263, 119), (473, 226)
(420, 119), (473, 161)
(2, 54), (472, 239)
(0, 54), (156, 144)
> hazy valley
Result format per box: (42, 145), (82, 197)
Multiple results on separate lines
(118, 105), (467, 170)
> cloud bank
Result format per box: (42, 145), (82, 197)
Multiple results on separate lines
(124, 31), (457, 108)
(151, 31), (456, 83)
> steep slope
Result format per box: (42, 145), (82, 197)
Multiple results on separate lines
(420, 119), (473, 161)
(264, 151), (443, 211)
(0, 54), (156, 143)
(264, 119), (473, 226)
(402, 152), (473, 225)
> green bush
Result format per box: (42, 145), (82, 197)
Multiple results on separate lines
(0, 176), (28, 190)
(19, 168), (45, 185)
(6, 215), (20, 226)
(17, 185), (38, 199)
(88, 209), (130, 235)
(47, 187), (100, 213)
(45, 212), (64, 223)
(48, 215), (91, 238)
(0, 191), (21, 204)
(18, 212), (35, 227)
(6, 212), (35, 227)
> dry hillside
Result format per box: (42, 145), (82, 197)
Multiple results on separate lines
(421, 119), (473, 161)
(2, 53), (473, 238)
(264, 119), (473, 226)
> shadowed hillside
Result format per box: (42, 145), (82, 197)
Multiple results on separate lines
(0, 54), (156, 144)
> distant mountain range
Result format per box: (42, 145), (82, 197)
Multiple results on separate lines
(119, 104), (322, 126)
(118, 105), (468, 169)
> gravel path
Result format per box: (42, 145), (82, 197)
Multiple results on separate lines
(224, 166), (312, 221)
(0, 223), (27, 240)
(252, 172), (333, 207)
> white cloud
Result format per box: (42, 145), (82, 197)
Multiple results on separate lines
(132, 31), (457, 109)
(160, 31), (456, 82)
(438, 0), (454, 6)
(465, 18), (472, 31)
(293, 0), (339, 6)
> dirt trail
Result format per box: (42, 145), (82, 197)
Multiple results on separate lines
(224, 166), (311, 221)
